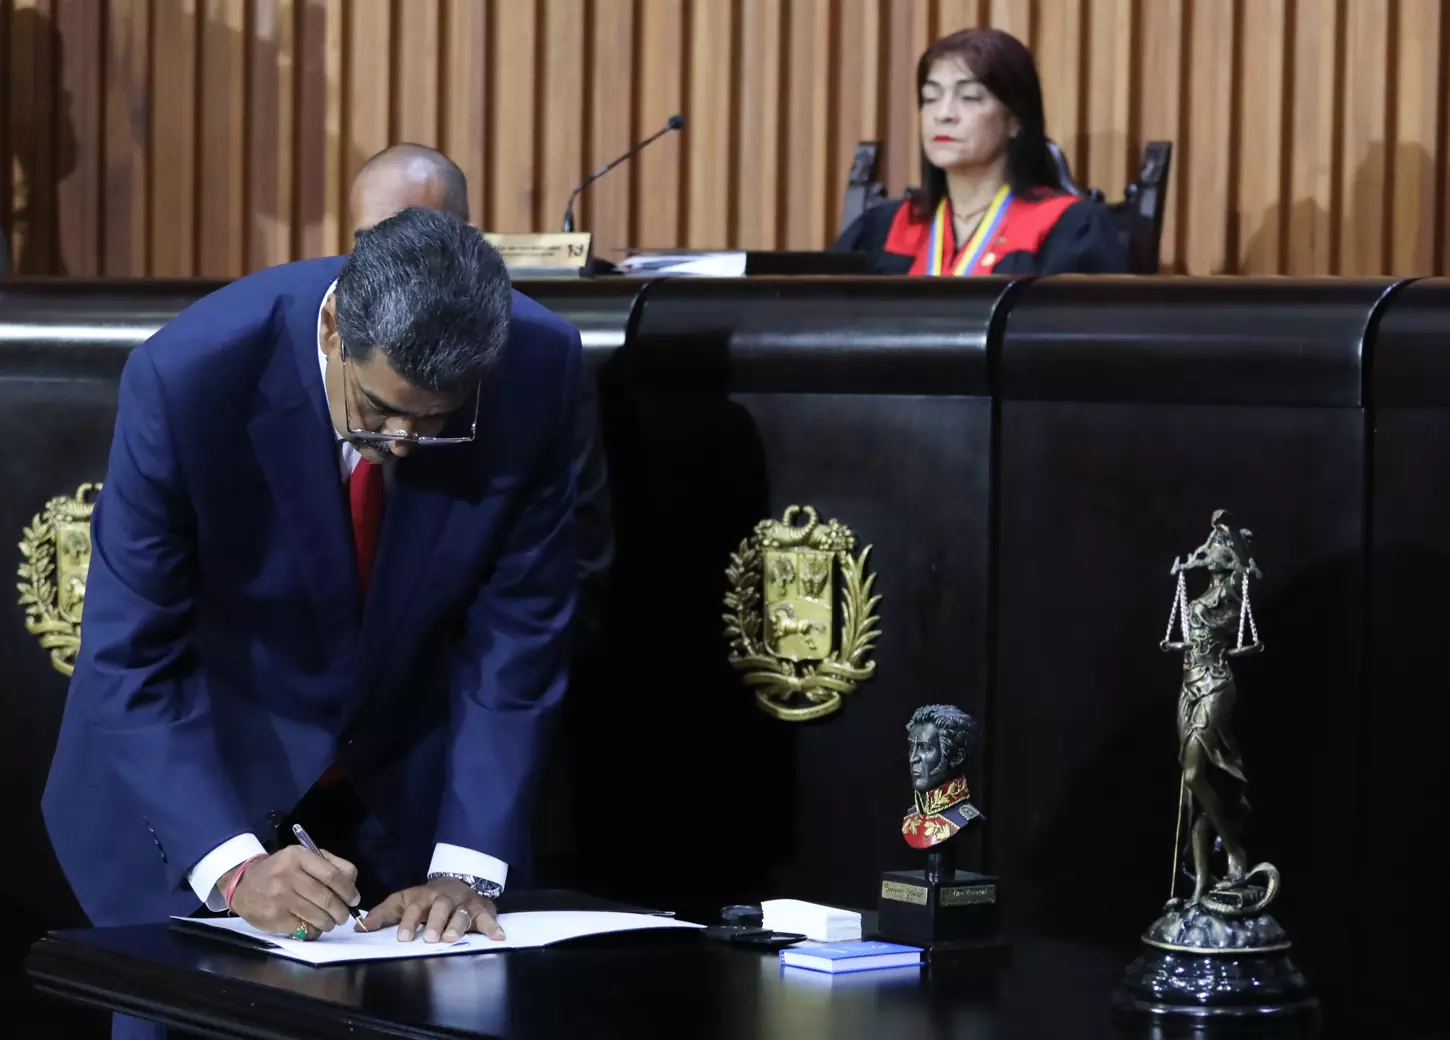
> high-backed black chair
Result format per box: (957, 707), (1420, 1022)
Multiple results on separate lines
(1045, 140), (1084, 196)
(840, 143), (889, 236)
(840, 139), (1173, 274)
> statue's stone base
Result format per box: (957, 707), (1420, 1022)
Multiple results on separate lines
(1113, 902), (1318, 1027)
(1145, 899), (1289, 952)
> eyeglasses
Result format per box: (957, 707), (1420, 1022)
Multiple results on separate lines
(340, 351), (480, 446)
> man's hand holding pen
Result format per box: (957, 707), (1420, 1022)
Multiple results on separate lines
(219, 845), (361, 941)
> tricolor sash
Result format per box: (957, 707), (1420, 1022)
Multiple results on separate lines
(925, 184), (1012, 276)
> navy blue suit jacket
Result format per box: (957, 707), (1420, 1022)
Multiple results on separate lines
(42, 256), (581, 926)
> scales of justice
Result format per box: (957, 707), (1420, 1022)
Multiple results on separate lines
(1114, 511), (1318, 1025)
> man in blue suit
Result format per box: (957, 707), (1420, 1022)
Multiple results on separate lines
(42, 209), (579, 1005)
(348, 142), (612, 658)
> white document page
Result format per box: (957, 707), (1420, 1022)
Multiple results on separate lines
(614, 251), (748, 277)
(171, 911), (703, 966)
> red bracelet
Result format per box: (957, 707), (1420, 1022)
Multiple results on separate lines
(224, 855), (266, 914)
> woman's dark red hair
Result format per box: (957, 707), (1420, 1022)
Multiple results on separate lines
(910, 28), (1061, 221)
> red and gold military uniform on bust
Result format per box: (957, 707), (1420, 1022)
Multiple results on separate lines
(902, 774), (983, 849)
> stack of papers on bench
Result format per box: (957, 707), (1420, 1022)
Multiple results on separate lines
(613, 250), (748, 277)
(760, 899), (862, 942)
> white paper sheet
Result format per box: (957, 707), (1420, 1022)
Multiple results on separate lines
(614, 251), (748, 277)
(171, 910), (703, 965)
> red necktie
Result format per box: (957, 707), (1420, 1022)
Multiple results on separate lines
(349, 458), (386, 599)
(318, 459), (385, 791)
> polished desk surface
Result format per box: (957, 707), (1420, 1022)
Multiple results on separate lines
(28, 928), (1131, 1040)
(24, 892), (1354, 1040)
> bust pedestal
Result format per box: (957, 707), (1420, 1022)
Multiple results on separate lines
(876, 847), (1002, 953)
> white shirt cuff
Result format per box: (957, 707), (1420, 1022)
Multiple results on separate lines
(188, 833), (268, 911)
(428, 843), (508, 890)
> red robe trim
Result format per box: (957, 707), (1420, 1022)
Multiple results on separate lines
(883, 193), (1080, 276)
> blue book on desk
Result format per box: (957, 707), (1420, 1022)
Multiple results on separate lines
(779, 940), (923, 974)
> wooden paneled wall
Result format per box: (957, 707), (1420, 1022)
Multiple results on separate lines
(3, 0), (1448, 277)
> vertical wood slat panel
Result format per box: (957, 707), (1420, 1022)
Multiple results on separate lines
(1338, 0), (1391, 277)
(831, 0), (884, 240)
(1287, 0), (1343, 276)
(635, 0), (684, 250)
(293, 0), (334, 257)
(1442, 4), (1450, 278)
(101, 0), (150, 275)
(247, 0), (295, 270)
(440, 0), (487, 228)
(1236, 0), (1289, 274)
(782, 0), (832, 249)
(883, 0), (931, 196)
(487, 0), (537, 234)
(149, 0), (198, 276)
(0, 1), (9, 248)
(393, 0), (438, 146)
(937, 0), (986, 37)
(197, 0), (246, 277)
(685, 0), (733, 249)
(1083, 0), (1134, 200)
(539, 0), (583, 240)
(588, 0), (635, 256)
(988, 0), (1034, 51)
(1035, 0), (1086, 184)
(734, 0), (782, 250)
(9, 0), (58, 274)
(55, 0), (102, 275)
(345, 0), (391, 242)
(320, 0), (343, 253)
(1391, 0), (1444, 276)
(1136, 0), (1184, 271)
(8, 0), (1450, 277)
(1181, 0), (1236, 275)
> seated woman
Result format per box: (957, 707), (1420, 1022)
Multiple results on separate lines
(834, 28), (1128, 276)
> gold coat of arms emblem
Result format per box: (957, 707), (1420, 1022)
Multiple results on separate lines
(16, 483), (101, 677)
(723, 506), (881, 721)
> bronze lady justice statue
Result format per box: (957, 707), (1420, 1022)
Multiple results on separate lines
(1116, 512), (1313, 1020)
(1158, 510), (1279, 930)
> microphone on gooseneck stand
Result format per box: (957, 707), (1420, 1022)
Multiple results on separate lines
(561, 114), (685, 233)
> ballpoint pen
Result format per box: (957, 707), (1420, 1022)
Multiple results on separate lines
(292, 823), (365, 923)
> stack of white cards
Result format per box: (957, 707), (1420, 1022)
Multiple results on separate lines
(760, 899), (862, 942)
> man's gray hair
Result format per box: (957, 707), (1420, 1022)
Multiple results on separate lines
(335, 207), (510, 393)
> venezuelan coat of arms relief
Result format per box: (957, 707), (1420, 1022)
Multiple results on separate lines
(16, 483), (100, 677)
(723, 505), (881, 722)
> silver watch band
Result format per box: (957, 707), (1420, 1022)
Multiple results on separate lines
(429, 871), (503, 901)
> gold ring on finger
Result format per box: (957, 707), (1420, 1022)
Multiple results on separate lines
(452, 906), (474, 925)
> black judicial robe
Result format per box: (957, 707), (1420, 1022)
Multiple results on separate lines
(832, 194), (1130, 276)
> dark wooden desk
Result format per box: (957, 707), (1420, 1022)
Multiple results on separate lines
(28, 922), (1146, 1040)
(24, 890), (1422, 1038)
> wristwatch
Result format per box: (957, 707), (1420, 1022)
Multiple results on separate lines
(429, 872), (503, 901)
